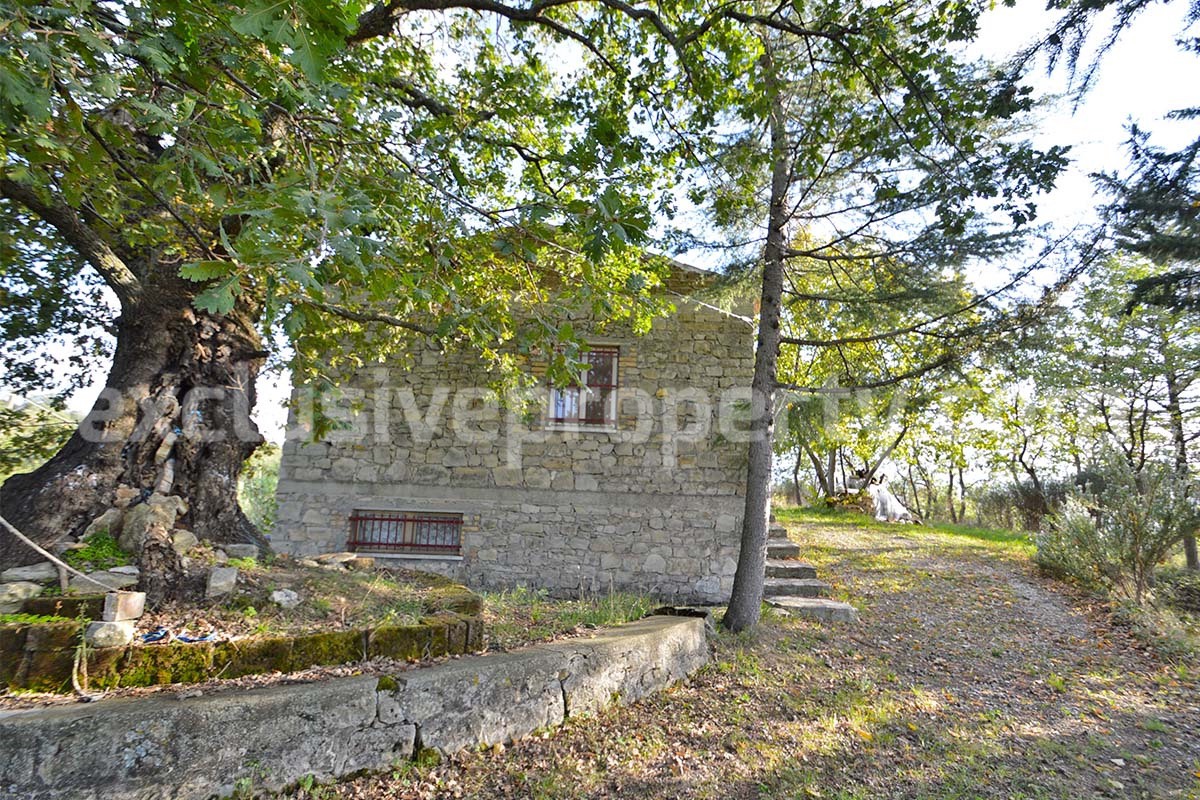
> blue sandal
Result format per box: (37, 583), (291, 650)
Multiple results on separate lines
(140, 627), (172, 644)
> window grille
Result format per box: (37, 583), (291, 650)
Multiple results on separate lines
(348, 511), (462, 555)
(549, 346), (619, 426)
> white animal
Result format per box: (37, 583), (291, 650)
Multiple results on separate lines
(865, 474), (920, 524)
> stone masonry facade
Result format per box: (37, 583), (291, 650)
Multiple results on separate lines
(274, 268), (754, 603)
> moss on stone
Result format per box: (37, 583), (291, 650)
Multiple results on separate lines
(2, 620), (83, 692)
(376, 674), (400, 692)
(213, 636), (294, 678)
(0, 624), (30, 686)
(22, 595), (106, 621)
(368, 624), (432, 661)
(24, 620), (82, 651)
(414, 747), (442, 767)
(288, 630), (365, 671)
(15, 648), (75, 692)
(421, 618), (450, 658)
(423, 587), (483, 616)
(465, 616), (485, 652)
(118, 643), (215, 687)
(0, 613), (73, 625)
(421, 613), (467, 654)
(84, 646), (128, 689)
(2, 574), (484, 692)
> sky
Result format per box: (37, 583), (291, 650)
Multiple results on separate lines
(13, 0), (1200, 444)
(972, 0), (1196, 232)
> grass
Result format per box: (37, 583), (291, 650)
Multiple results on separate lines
(309, 513), (1200, 800)
(150, 562), (434, 639)
(480, 586), (657, 651)
(62, 531), (131, 572)
(0, 612), (74, 625)
(775, 505), (1036, 557)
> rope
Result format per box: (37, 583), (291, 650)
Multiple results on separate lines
(0, 513), (115, 592)
(71, 640), (106, 703)
(0, 513), (112, 701)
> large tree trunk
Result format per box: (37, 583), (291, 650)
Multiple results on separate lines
(723, 41), (788, 633)
(0, 288), (267, 591)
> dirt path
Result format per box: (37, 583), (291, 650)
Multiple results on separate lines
(303, 522), (1200, 800)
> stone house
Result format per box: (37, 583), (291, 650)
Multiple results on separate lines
(272, 263), (755, 603)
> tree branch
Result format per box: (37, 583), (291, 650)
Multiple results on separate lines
(81, 120), (218, 262)
(775, 352), (959, 393)
(299, 298), (438, 337)
(0, 178), (143, 306)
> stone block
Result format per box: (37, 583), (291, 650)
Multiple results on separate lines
(171, 529), (198, 555)
(289, 630), (366, 671)
(560, 616), (709, 717)
(85, 620), (136, 649)
(641, 553), (666, 574)
(0, 624), (29, 685)
(83, 646), (127, 689)
(213, 636), (293, 678)
(270, 589), (301, 609)
(205, 567), (238, 599)
(223, 544), (259, 560)
(380, 648), (567, 754)
(69, 570), (137, 594)
(22, 594), (106, 620)
(0, 581), (44, 610)
(768, 597), (859, 623)
(102, 591), (146, 622)
(1, 563), (57, 584)
(13, 647), (76, 692)
(119, 643), (215, 686)
(82, 507), (124, 540)
(367, 624), (432, 661)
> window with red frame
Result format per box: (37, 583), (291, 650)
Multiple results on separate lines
(549, 346), (619, 427)
(348, 510), (462, 555)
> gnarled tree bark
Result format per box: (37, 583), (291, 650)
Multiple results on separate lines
(0, 241), (267, 599)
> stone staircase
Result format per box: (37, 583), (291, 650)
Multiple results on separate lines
(763, 523), (858, 623)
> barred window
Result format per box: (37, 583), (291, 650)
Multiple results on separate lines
(348, 510), (462, 555)
(548, 345), (619, 427)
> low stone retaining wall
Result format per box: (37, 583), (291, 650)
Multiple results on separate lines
(0, 613), (710, 799)
(3, 582), (483, 692)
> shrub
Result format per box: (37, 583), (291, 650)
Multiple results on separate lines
(1036, 452), (1198, 604)
(238, 443), (280, 535)
(1157, 567), (1200, 614)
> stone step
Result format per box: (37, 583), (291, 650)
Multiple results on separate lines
(764, 559), (817, 580)
(763, 577), (831, 598)
(767, 540), (802, 559)
(768, 523), (788, 538)
(768, 597), (859, 623)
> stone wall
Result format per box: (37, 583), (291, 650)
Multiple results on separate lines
(274, 269), (754, 603)
(0, 614), (710, 799)
(3, 582), (484, 693)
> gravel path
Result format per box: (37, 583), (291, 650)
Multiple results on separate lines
(299, 521), (1200, 800)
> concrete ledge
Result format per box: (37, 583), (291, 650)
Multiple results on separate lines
(0, 614), (709, 799)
